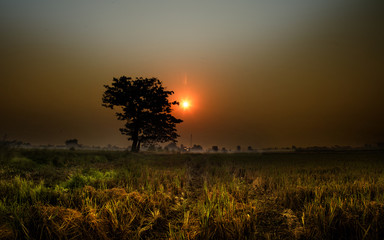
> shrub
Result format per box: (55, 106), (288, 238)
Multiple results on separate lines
(10, 157), (38, 170)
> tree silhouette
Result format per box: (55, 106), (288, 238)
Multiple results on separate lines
(102, 76), (183, 152)
(65, 139), (79, 146)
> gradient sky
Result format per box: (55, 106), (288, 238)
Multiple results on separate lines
(1, 1), (383, 149)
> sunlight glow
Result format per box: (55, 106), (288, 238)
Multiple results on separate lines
(181, 100), (190, 110)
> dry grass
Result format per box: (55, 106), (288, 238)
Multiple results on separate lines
(0, 150), (384, 239)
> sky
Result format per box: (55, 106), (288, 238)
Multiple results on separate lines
(1, 1), (383, 150)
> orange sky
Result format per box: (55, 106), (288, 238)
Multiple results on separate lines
(1, 1), (383, 149)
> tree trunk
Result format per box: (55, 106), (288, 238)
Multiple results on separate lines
(131, 139), (138, 152)
(131, 127), (139, 152)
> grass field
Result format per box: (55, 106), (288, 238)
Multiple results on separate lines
(1, 148), (384, 239)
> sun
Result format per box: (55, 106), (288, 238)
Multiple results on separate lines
(181, 100), (190, 110)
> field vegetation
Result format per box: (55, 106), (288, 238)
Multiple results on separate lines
(1, 147), (384, 239)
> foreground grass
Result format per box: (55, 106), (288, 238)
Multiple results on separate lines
(1, 149), (384, 239)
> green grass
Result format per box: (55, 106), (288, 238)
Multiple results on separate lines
(0, 149), (384, 239)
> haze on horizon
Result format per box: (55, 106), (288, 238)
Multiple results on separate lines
(1, 1), (383, 150)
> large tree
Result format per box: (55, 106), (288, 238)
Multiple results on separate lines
(102, 76), (183, 152)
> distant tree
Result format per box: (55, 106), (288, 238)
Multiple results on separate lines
(212, 146), (219, 152)
(165, 142), (178, 152)
(191, 144), (203, 152)
(65, 139), (79, 148)
(236, 145), (241, 152)
(102, 77), (183, 152)
(247, 146), (253, 151)
(65, 139), (79, 150)
(364, 144), (372, 148)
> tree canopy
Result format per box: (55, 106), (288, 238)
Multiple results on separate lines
(102, 76), (183, 152)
